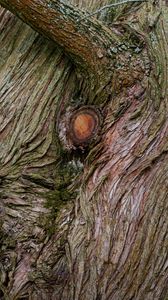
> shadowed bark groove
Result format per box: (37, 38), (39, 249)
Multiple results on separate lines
(0, 0), (168, 299)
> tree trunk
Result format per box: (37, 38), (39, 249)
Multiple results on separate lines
(0, 0), (167, 299)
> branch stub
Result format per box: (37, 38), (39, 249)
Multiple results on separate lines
(58, 106), (102, 151)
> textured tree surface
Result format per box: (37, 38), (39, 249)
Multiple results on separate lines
(0, 0), (168, 299)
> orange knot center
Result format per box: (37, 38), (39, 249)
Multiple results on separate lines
(73, 113), (96, 141)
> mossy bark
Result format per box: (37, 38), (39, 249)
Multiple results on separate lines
(0, 0), (168, 299)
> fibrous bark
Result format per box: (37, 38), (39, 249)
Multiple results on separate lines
(0, 0), (167, 299)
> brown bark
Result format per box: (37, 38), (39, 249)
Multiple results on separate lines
(0, 1), (113, 65)
(0, 0), (168, 299)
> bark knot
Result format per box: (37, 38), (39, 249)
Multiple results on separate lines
(58, 106), (102, 151)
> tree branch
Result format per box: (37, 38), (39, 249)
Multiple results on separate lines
(0, 0), (120, 87)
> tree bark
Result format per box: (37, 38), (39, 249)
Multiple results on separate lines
(0, 0), (168, 299)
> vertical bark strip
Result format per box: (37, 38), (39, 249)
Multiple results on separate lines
(0, 0), (168, 299)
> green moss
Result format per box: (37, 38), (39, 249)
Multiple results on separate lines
(42, 188), (75, 235)
(45, 188), (74, 211)
(41, 157), (82, 233)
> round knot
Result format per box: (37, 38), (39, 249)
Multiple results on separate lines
(73, 113), (96, 141)
(69, 106), (101, 146)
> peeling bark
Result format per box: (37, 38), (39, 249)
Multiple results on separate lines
(0, 0), (168, 299)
